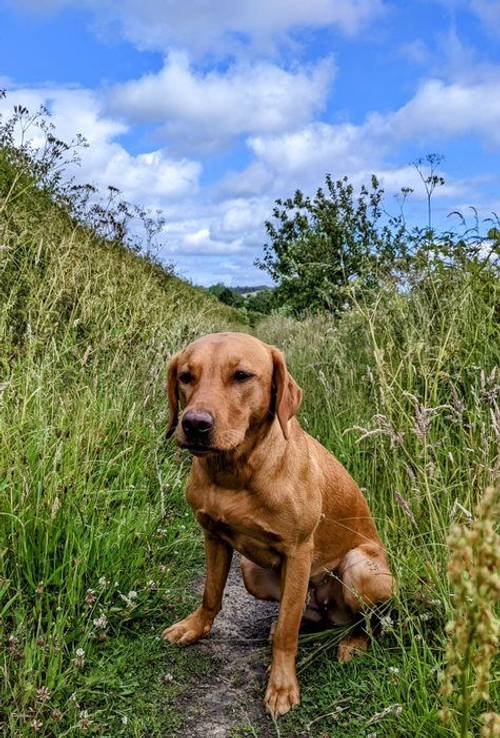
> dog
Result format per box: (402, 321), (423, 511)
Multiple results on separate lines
(162, 332), (393, 718)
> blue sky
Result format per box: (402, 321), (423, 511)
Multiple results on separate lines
(1, 0), (500, 286)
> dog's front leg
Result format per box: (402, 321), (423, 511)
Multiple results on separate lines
(265, 544), (312, 718)
(162, 531), (233, 646)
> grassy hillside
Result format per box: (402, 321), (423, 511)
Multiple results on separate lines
(0, 155), (246, 736)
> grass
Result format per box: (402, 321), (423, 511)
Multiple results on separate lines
(0, 157), (244, 736)
(254, 275), (499, 737)
(1, 151), (499, 737)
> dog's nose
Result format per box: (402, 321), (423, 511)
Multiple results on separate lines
(182, 410), (214, 437)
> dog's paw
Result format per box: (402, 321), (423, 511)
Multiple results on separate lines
(162, 612), (211, 646)
(264, 673), (300, 718)
(337, 633), (369, 663)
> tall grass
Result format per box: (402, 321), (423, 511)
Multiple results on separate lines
(257, 271), (499, 736)
(0, 160), (245, 735)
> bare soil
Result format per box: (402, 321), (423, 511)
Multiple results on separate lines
(175, 556), (279, 738)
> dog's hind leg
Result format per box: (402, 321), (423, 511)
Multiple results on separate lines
(336, 542), (394, 662)
(241, 557), (326, 626)
(339, 543), (394, 612)
(240, 557), (281, 601)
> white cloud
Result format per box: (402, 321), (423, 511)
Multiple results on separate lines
(107, 52), (334, 152)
(246, 75), (500, 194)
(90, 149), (201, 202)
(377, 78), (500, 146)
(217, 162), (274, 197)
(0, 86), (201, 201)
(16, 0), (385, 54)
(209, 198), (271, 241)
(249, 122), (374, 180)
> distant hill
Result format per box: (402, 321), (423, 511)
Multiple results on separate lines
(231, 284), (274, 295)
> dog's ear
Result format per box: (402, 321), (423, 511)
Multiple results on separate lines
(271, 347), (303, 439)
(166, 353), (180, 438)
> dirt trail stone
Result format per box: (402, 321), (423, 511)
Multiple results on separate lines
(176, 556), (279, 737)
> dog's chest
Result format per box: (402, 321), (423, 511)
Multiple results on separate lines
(191, 486), (283, 569)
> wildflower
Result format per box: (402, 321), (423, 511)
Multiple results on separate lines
(481, 712), (500, 737)
(36, 686), (51, 703)
(160, 673), (174, 684)
(51, 710), (62, 721)
(35, 582), (44, 595)
(98, 576), (109, 588)
(85, 589), (96, 606)
(78, 709), (91, 731)
(417, 613), (432, 622)
(119, 591), (138, 608)
(93, 614), (108, 630)
(388, 666), (400, 675)
(31, 719), (43, 732)
(440, 485), (500, 732)
(7, 635), (22, 661)
(121, 716), (128, 725)
(380, 615), (394, 635)
(74, 648), (85, 668)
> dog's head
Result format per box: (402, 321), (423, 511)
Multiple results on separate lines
(165, 332), (302, 456)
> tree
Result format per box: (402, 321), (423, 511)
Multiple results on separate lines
(243, 288), (275, 314)
(257, 174), (406, 316)
(207, 284), (244, 307)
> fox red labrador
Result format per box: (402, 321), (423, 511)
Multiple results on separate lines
(162, 332), (393, 717)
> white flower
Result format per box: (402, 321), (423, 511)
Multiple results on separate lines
(119, 590), (139, 608)
(380, 615), (394, 634)
(93, 614), (108, 629)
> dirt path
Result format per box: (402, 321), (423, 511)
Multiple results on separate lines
(177, 556), (280, 738)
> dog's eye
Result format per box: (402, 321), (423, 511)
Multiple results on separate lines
(233, 370), (253, 383)
(178, 371), (193, 385)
